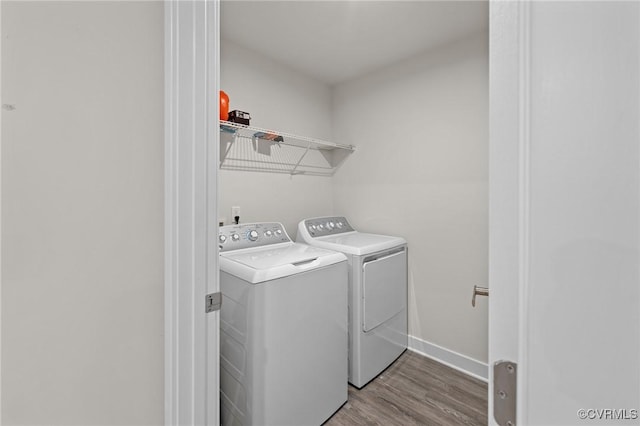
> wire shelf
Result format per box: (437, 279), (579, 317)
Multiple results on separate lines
(219, 121), (354, 176)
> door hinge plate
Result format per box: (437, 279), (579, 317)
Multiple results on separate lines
(494, 360), (517, 426)
(206, 292), (222, 313)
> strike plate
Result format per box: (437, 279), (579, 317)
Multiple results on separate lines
(494, 360), (517, 426)
(205, 292), (222, 313)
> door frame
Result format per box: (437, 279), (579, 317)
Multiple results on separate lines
(163, 1), (532, 424)
(0, 2), (3, 420)
(489, 1), (530, 424)
(164, 1), (220, 425)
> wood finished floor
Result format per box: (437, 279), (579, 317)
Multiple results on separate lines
(324, 351), (488, 426)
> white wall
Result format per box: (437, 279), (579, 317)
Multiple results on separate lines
(219, 40), (334, 238)
(332, 33), (489, 364)
(2, 2), (164, 424)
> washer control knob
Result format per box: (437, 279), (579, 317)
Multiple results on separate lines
(275, 229), (283, 236)
(231, 233), (240, 242)
(328, 221), (335, 229)
(219, 235), (227, 244)
(309, 224), (316, 232)
(248, 230), (259, 241)
(336, 222), (343, 229)
(265, 230), (273, 238)
(318, 223), (324, 230)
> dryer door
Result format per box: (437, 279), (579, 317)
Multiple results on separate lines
(362, 247), (407, 332)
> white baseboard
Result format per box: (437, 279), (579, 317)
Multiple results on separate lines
(408, 335), (488, 382)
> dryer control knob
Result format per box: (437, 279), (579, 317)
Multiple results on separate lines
(265, 230), (273, 238)
(275, 229), (283, 236)
(248, 230), (259, 241)
(336, 222), (343, 229)
(231, 233), (240, 242)
(318, 223), (324, 230)
(328, 221), (335, 229)
(219, 235), (227, 244)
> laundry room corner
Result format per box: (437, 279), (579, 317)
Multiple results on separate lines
(218, 1), (490, 417)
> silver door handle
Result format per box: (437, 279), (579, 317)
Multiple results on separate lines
(472, 285), (489, 307)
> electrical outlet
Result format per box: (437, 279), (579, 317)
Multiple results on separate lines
(219, 217), (227, 227)
(231, 206), (241, 223)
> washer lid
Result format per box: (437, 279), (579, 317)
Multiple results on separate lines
(220, 242), (346, 284)
(310, 232), (406, 256)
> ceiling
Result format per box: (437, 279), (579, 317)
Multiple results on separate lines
(220, 1), (489, 85)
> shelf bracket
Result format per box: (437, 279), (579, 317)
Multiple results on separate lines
(219, 132), (237, 166)
(290, 143), (311, 175)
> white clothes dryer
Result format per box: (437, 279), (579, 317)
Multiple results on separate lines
(219, 222), (348, 426)
(297, 217), (408, 388)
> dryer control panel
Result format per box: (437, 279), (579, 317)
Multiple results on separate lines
(303, 216), (354, 238)
(219, 222), (290, 252)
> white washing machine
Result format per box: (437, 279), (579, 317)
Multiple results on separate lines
(297, 216), (407, 388)
(219, 222), (348, 426)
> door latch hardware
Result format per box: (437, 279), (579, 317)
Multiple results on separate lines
(494, 360), (517, 426)
(205, 292), (222, 313)
(472, 285), (489, 307)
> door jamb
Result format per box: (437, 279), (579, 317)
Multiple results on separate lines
(164, 1), (220, 424)
(488, 1), (531, 424)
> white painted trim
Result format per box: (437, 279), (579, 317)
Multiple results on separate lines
(408, 335), (488, 382)
(488, 1), (530, 424)
(0, 1), (3, 422)
(164, 3), (175, 424)
(516, 2), (532, 424)
(165, 1), (219, 425)
(205, 0), (221, 424)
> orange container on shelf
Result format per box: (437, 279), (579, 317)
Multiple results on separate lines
(219, 90), (229, 121)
